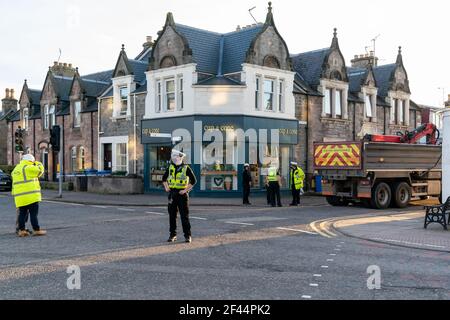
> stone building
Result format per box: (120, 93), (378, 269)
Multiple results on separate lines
(6, 62), (110, 181)
(0, 89), (18, 165)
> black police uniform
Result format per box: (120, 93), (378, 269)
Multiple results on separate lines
(162, 163), (197, 240)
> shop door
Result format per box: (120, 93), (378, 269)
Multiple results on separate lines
(104, 144), (112, 171)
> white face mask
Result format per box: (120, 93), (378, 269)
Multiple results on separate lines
(172, 156), (183, 166)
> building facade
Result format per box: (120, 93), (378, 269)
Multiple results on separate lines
(0, 89), (18, 165)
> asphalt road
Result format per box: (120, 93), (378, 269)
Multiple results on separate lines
(0, 194), (449, 300)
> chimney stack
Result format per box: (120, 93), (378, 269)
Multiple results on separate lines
(50, 61), (77, 77)
(143, 36), (154, 49)
(2, 88), (18, 113)
(351, 52), (379, 68)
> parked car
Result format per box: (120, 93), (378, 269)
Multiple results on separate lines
(0, 169), (12, 192)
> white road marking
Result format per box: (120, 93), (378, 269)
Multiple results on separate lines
(44, 201), (84, 206)
(91, 205), (108, 209)
(146, 212), (165, 216)
(225, 222), (254, 226)
(329, 253), (337, 256)
(321, 266), (329, 269)
(336, 245), (342, 248)
(327, 259), (334, 262)
(276, 227), (318, 235)
(313, 274), (322, 277)
(191, 217), (207, 221)
(334, 249), (341, 251)
(117, 208), (136, 212)
(301, 295), (312, 299)
(309, 284), (319, 287)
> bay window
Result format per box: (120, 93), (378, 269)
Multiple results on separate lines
(166, 79), (176, 111)
(263, 79), (274, 111)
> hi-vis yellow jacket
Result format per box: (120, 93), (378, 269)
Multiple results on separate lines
(11, 160), (44, 208)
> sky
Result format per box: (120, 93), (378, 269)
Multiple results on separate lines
(0, 0), (449, 111)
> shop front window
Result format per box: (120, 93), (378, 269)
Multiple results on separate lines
(149, 146), (172, 189)
(201, 143), (238, 191)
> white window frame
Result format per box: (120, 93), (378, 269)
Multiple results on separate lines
(119, 87), (129, 116)
(335, 90), (342, 117)
(178, 76), (184, 111)
(23, 108), (29, 131)
(49, 105), (56, 128)
(165, 79), (176, 112)
(71, 146), (77, 173)
(44, 104), (49, 129)
(278, 79), (284, 112)
(263, 78), (274, 111)
(365, 95), (373, 118)
(79, 146), (85, 171)
(255, 76), (261, 110)
(156, 81), (162, 113)
(324, 89), (332, 116)
(398, 99), (404, 125)
(74, 101), (81, 128)
(115, 143), (128, 173)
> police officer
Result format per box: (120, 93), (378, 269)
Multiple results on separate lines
(289, 162), (305, 206)
(266, 166), (282, 207)
(12, 154), (47, 237)
(162, 150), (197, 243)
(242, 164), (252, 205)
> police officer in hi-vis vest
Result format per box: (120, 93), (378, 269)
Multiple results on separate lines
(11, 154), (47, 237)
(163, 150), (197, 243)
(289, 162), (305, 206)
(266, 166), (282, 207)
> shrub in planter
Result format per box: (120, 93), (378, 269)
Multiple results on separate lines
(112, 171), (128, 177)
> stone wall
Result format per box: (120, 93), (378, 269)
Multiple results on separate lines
(87, 176), (144, 194)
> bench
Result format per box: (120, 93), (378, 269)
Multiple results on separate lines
(424, 197), (450, 230)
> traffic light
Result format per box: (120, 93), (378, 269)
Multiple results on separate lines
(14, 128), (24, 153)
(50, 125), (61, 152)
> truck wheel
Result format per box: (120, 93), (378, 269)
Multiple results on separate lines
(391, 182), (411, 208)
(326, 196), (349, 207)
(370, 183), (391, 210)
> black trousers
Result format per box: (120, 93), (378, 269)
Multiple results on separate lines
(168, 191), (191, 238)
(243, 184), (251, 204)
(291, 188), (301, 205)
(18, 202), (40, 231)
(269, 182), (282, 207)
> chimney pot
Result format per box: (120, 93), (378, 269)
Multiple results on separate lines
(5, 88), (10, 99)
(54, 61), (58, 66)
(236, 25), (241, 31)
(146, 36), (153, 43)
(448, 94), (450, 101)
(63, 63), (67, 67)
(354, 55), (358, 59)
(10, 89), (14, 99)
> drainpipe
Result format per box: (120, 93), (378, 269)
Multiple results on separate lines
(133, 93), (137, 175)
(305, 94), (310, 188)
(97, 99), (101, 171)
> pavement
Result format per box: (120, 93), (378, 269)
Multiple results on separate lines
(3, 189), (328, 208)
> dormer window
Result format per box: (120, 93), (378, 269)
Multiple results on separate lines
(23, 108), (29, 131)
(74, 101), (81, 128)
(120, 87), (128, 116)
(335, 90), (342, 118)
(365, 95), (373, 118)
(49, 105), (56, 128)
(44, 105), (49, 129)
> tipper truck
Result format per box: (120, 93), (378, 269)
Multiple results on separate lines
(314, 124), (442, 210)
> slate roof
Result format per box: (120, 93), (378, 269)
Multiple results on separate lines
(132, 82), (148, 94)
(348, 70), (367, 93)
(30, 105), (41, 119)
(52, 75), (74, 102)
(175, 24), (264, 76)
(28, 89), (42, 106)
(80, 78), (110, 98)
(373, 64), (396, 98)
(196, 76), (243, 86)
(128, 60), (148, 84)
(377, 96), (391, 107)
(100, 87), (114, 98)
(222, 25), (264, 75)
(56, 101), (70, 116)
(135, 47), (152, 62)
(82, 70), (114, 83)
(291, 48), (330, 88)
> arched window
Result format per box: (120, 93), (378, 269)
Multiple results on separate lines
(71, 147), (77, 173)
(160, 56), (177, 68)
(263, 55), (281, 69)
(79, 147), (86, 171)
(330, 70), (342, 81)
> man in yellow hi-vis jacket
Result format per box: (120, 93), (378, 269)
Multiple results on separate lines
(11, 154), (47, 237)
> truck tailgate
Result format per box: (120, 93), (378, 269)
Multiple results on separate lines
(314, 142), (362, 170)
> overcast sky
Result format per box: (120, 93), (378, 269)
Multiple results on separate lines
(0, 0), (449, 110)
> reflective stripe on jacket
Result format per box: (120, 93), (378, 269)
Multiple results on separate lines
(168, 164), (189, 189)
(11, 160), (44, 208)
